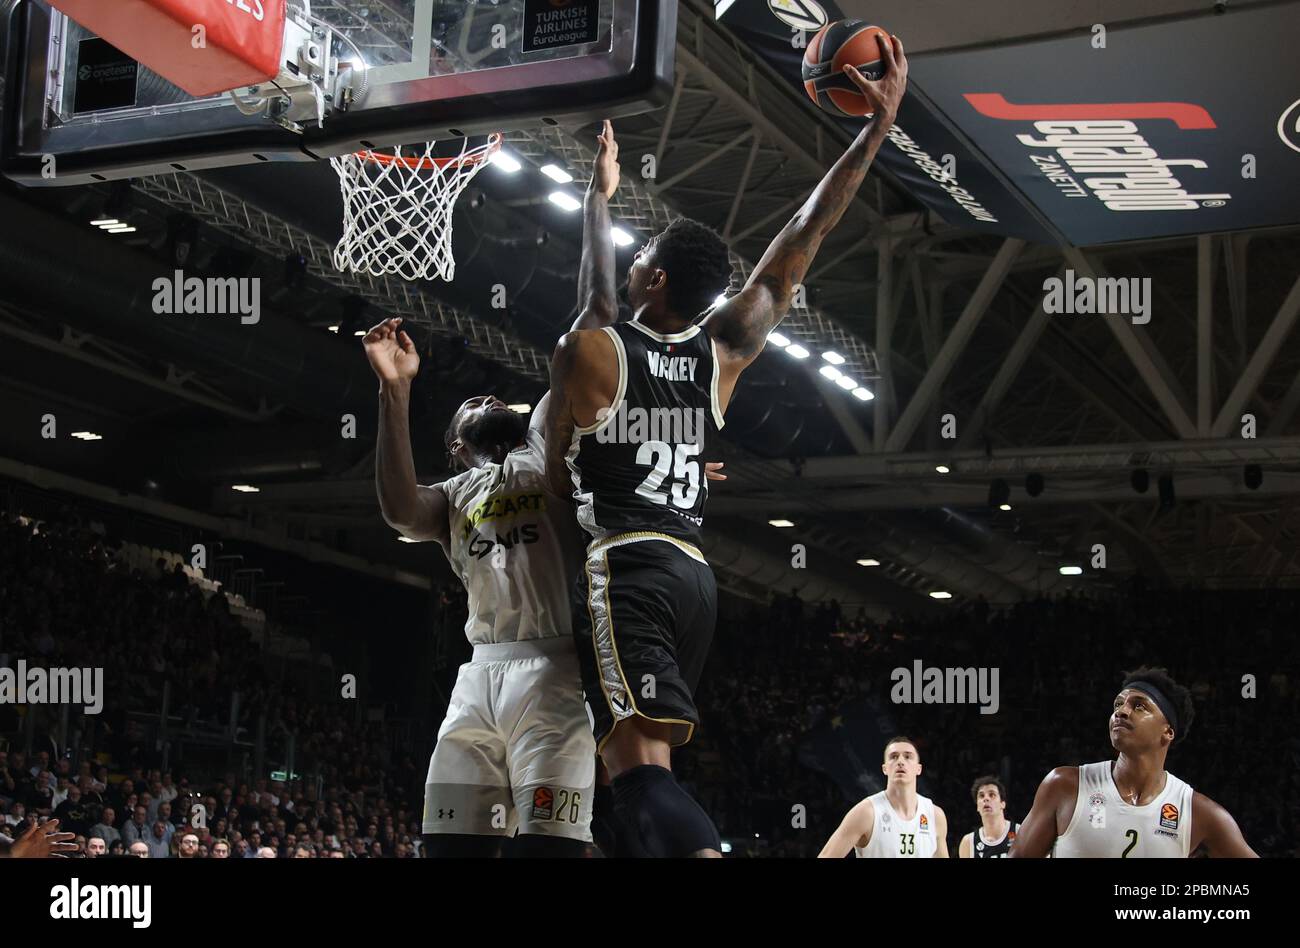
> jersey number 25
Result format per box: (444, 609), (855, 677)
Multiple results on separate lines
(635, 441), (701, 509)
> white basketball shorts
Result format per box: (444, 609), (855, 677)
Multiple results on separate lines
(422, 636), (595, 841)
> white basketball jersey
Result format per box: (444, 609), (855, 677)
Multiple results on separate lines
(856, 790), (938, 858)
(442, 427), (584, 645)
(1054, 761), (1194, 858)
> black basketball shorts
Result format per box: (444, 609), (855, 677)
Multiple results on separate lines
(572, 532), (718, 751)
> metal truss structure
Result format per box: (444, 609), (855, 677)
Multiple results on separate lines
(43, 0), (1300, 602)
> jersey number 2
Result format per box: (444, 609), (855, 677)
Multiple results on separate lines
(1121, 828), (1138, 858)
(635, 441), (701, 509)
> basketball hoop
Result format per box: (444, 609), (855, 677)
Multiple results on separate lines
(331, 133), (502, 283)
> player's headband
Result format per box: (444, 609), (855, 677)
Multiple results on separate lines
(1124, 680), (1179, 737)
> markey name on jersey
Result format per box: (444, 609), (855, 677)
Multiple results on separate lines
(647, 351), (699, 382)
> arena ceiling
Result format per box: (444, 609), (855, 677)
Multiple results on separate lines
(1, 0), (1299, 614)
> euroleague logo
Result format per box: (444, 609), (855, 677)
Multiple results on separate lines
(1278, 98), (1300, 154)
(532, 786), (555, 820)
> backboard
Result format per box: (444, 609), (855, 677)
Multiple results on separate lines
(1, 0), (676, 185)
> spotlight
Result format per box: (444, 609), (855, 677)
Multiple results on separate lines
(1025, 473), (1045, 497)
(987, 478), (1010, 509)
(1130, 468), (1150, 494)
(488, 150), (522, 173)
(547, 191), (582, 212)
(1158, 474), (1175, 510)
(1244, 464), (1263, 490)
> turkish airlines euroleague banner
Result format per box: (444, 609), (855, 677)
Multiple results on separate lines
(718, 1), (1300, 246)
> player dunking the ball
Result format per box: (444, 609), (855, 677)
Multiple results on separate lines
(819, 736), (949, 858)
(366, 124), (628, 857)
(1011, 667), (1257, 858)
(544, 36), (908, 858)
(369, 123), (722, 858)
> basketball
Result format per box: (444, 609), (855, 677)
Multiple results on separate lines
(802, 19), (891, 118)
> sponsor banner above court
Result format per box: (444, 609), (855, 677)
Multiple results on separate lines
(714, 0), (1061, 244)
(717, 1), (1300, 246)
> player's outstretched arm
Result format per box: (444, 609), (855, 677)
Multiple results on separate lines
(573, 120), (622, 332)
(365, 317), (450, 546)
(701, 34), (907, 380)
(933, 805), (950, 857)
(1007, 767), (1075, 858)
(818, 797), (874, 858)
(1193, 792), (1258, 857)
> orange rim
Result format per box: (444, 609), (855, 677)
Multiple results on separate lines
(354, 132), (503, 169)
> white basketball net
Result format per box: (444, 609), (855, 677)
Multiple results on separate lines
(331, 134), (501, 282)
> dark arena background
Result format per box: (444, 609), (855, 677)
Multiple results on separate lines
(1, 0), (1296, 929)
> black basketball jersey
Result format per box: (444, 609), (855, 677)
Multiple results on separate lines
(972, 821), (1020, 858)
(566, 320), (725, 546)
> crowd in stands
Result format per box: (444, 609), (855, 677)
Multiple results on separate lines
(3, 505), (1297, 858)
(0, 509), (425, 858)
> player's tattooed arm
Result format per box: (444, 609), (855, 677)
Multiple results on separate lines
(701, 35), (907, 371)
(1007, 767), (1076, 858)
(1192, 792), (1258, 857)
(365, 317), (451, 546)
(574, 120), (622, 331)
(932, 805), (950, 857)
(817, 797), (875, 858)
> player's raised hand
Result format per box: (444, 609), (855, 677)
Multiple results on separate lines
(844, 34), (908, 128)
(8, 818), (77, 858)
(592, 119), (621, 200)
(363, 317), (420, 383)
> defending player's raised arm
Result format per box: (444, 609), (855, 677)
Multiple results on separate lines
(932, 805), (950, 857)
(818, 797), (875, 858)
(1008, 767), (1075, 858)
(365, 317), (451, 547)
(1192, 793), (1258, 857)
(701, 34), (907, 375)
(572, 120), (622, 331)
